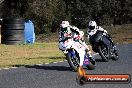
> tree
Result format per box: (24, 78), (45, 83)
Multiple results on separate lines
(1, 0), (28, 18)
(0, 0), (131, 33)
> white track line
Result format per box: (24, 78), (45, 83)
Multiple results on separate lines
(59, 61), (64, 63)
(53, 60), (66, 63)
(64, 60), (67, 62)
(45, 63), (50, 65)
(11, 67), (18, 69)
(53, 62), (58, 64)
(0, 61), (66, 71)
(3, 68), (10, 70)
(36, 64), (43, 66)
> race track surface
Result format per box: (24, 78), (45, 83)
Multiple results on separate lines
(0, 44), (132, 88)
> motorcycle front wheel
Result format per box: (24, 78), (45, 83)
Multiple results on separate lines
(98, 44), (110, 62)
(66, 53), (80, 72)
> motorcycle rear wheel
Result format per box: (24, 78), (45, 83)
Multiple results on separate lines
(110, 44), (119, 61)
(86, 57), (96, 70)
(86, 61), (96, 70)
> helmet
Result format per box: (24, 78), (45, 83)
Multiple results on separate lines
(88, 21), (97, 30)
(60, 21), (69, 28)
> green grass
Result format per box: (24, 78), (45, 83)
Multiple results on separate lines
(103, 24), (132, 44)
(0, 43), (65, 68)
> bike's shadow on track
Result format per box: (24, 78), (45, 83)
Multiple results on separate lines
(92, 53), (107, 62)
(95, 59), (107, 62)
(11, 54), (106, 72)
(13, 64), (73, 72)
(12, 59), (104, 72)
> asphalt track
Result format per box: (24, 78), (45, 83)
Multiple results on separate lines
(0, 44), (132, 88)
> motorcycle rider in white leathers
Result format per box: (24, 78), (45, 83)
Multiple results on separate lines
(59, 21), (92, 67)
(87, 21), (117, 51)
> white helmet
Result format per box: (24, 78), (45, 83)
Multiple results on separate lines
(60, 21), (69, 28)
(88, 21), (97, 30)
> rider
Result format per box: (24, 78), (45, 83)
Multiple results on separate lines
(87, 21), (108, 40)
(59, 21), (80, 52)
(59, 21), (92, 67)
(87, 21), (117, 51)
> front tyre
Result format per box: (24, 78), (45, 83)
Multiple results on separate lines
(98, 44), (110, 62)
(66, 53), (80, 72)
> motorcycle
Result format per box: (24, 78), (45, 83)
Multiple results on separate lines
(88, 31), (119, 62)
(65, 41), (96, 72)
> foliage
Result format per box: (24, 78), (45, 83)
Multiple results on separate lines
(0, 0), (132, 33)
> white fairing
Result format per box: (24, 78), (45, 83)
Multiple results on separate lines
(59, 39), (74, 51)
(59, 39), (86, 66)
(72, 42), (86, 66)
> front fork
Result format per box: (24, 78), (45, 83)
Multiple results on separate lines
(68, 49), (76, 58)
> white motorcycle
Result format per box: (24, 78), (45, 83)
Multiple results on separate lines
(60, 39), (96, 72)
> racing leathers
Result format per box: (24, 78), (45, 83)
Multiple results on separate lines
(87, 26), (117, 51)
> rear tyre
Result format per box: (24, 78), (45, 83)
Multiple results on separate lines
(86, 58), (96, 70)
(110, 44), (119, 61)
(76, 76), (86, 85)
(111, 51), (119, 61)
(86, 63), (95, 70)
(111, 55), (119, 61)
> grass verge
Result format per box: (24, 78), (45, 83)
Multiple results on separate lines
(103, 24), (132, 44)
(0, 43), (65, 68)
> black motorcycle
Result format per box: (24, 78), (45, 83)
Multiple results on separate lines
(88, 31), (119, 62)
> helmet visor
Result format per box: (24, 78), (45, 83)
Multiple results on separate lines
(88, 26), (95, 30)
